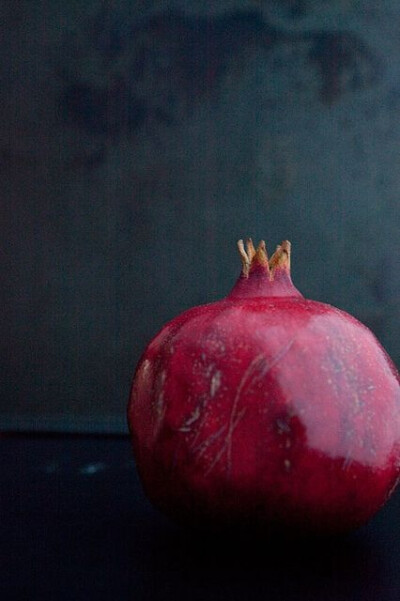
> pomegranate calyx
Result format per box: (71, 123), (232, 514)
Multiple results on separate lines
(238, 239), (269, 277)
(228, 238), (302, 299)
(269, 240), (291, 277)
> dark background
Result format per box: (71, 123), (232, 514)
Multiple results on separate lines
(1, 2), (400, 431)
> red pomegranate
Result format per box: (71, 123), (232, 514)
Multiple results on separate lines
(128, 239), (400, 535)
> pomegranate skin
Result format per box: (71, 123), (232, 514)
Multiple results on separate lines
(128, 241), (400, 535)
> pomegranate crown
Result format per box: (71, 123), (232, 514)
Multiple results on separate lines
(228, 238), (301, 299)
(237, 238), (291, 279)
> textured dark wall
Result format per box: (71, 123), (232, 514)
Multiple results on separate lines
(1, 1), (399, 432)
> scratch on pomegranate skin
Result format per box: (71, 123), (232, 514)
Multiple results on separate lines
(153, 370), (167, 433)
(141, 359), (151, 378)
(203, 339), (296, 477)
(188, 405), (210, 448)
(225, 354), (265, 473)
(226, 339), (296, 474)
(342, 448), (353, 471)
(192, 423), (228, 460)
(155, 391), (166, 422)
(178, 405), (201, 432)
(210, 370), (221, 397)
(204, 407), (247, 476)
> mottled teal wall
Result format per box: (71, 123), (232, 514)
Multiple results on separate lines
(1, 1), (399, 431)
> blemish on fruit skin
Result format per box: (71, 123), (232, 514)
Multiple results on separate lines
(179, 405), (201, 432)
(276, 417), (291, 434)
(192, 423), (228, 459)
(154, 370), (166, 419)
(204, 406), (247, 476)
(210, 370), (221, 397)
(284, 459), (291, 472)
(140, 359), (151, 379)
(155, 391), (165, 417)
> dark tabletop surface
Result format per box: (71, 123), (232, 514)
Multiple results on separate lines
(1, 433), (400, 601)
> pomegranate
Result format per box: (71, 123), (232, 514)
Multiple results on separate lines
(128, 239), (400, 535)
